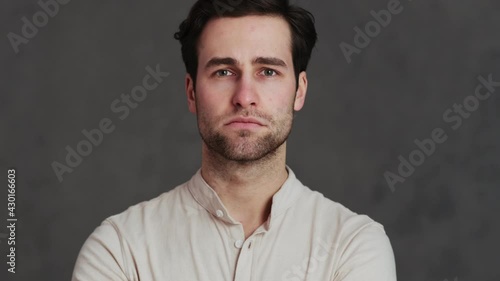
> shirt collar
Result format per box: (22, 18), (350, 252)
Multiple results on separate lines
(187, 165), (303, 229)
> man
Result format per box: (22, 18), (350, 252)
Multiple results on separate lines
(72, 0), (397, 280)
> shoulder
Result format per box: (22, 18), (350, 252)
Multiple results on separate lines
(292, 179), (389, 245)
(72, 182), (191, 280)
(286, 168), (379, 231)
(294, 181), (396, 278)
(296, 181), (381, 227)
(291, 182), (396, 279)
(105, 182), (188, 232)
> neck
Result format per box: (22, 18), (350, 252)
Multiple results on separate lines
(200, 142), (289, 226)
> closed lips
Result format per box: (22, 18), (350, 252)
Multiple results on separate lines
(226, 118), (264, 125)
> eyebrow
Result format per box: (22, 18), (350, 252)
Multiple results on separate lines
(204, 57), (288, 69)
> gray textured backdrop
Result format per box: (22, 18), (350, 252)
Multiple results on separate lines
(1, 0), (499, 280)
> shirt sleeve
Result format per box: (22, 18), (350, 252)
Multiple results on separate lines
(71, 220), (130, 281)
(333, 223), (397, 281)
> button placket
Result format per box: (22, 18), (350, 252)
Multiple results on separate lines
(233, 239), (255, 281)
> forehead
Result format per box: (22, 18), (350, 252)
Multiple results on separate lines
(197, 15), (292, 64)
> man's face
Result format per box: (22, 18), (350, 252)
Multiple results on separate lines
(186, 15), (307, 162)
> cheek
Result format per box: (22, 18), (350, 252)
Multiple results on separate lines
(264, 86), (296, 112)
(195, 92), (226, 122)
(199, 74), (236, 94)
(197, 79), (233, 104)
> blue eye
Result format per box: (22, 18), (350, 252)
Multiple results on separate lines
(216, 70), (232, 76)
(261, 69), (277, 76)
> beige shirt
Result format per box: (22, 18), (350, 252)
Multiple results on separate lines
(72, 166), (397, 281)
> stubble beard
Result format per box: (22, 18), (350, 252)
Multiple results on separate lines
(198, 108), (294, 163)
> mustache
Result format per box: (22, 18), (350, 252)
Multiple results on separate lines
(234, 109), (271, 121)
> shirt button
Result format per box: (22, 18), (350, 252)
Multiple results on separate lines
(215, 210), (224, 218)
(234, 240), (243, 249)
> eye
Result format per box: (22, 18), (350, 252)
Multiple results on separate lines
(260, 69), (278, 76)
(215, 69), (234, 77)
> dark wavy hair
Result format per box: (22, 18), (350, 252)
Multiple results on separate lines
(174, 0), (317, 88)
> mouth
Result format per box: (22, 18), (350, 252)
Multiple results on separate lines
(225, 117), (266, 129)
(226, 117), (265, 126)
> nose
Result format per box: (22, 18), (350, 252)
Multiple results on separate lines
(232, 74), (258, 109)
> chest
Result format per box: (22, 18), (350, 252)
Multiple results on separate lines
(129, 224), (337, 281)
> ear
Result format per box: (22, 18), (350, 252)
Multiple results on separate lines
(186, 73), (196, 114)
(294, 71), (308, 111)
